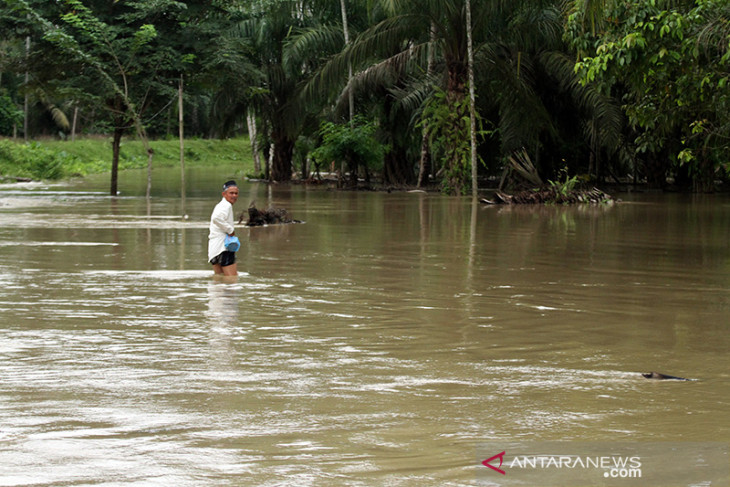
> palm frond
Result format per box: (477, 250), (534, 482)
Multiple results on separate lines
(284, 24), (344, 70)
(49, 104), (71, 131)
(508, 148), (543, 186)
(538, 50), (623, 152)
(696, 2), (730, 54)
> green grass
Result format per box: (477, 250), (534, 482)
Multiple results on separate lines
(0, 136), (256, 181)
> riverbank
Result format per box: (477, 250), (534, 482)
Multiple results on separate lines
(0, 136), (256, 182)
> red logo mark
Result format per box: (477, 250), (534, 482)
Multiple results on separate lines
(482, 451), (506, 475)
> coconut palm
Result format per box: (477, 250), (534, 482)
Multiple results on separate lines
(211, 0), (350, 181)
(305, 0), (624, 191)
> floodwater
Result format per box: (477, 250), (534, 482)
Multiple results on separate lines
(1, 167), (729, 486)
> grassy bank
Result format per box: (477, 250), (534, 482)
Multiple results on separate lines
(0, 136), (256, 182)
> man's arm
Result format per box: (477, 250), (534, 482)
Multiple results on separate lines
(211, 204), (235, 235)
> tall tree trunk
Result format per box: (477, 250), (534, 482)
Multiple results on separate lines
(111, 124), (123, 196)
(348, 155), (358, 187)
(178, 75), (185, 210)
(693, 148), (714, 193)
(383, 88), (416, 186)
(466, 0), (478, 198)
(445, 54), (468, 195)
(266, 142), (273, 180)
(71, 106), (78, 142)
(270, 132), (294, 182)
(23, 34), (30, 142)
(247, 110), (261, 174)
(126, 101), (154, 198)
(383, 147), (414, 186)
(417, 137), (432, 188)
(301, 155), (309, 180)
(340, 0), (354, 122)
(143, 135), (153, 199)
(128, 110), (154, 199)
(645, 150), (667, 190)
(418, 23), (436, 188)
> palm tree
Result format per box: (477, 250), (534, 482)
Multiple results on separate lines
(308, 0), (623, 191)
(298, 0), (475, 190)
(245, 3), (303, 181)
(465, 0), (477, 197)
(213, 0), (342, 182)
(480, 1), (624, 183)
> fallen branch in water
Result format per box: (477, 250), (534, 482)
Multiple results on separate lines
(238, 203), (302, 226)
(482, 187), (615, 205)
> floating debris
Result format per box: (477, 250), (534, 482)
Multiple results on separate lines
(238, 203), (302, 226)
(641, 372), (695, 381)
(482, 187), (615, 205)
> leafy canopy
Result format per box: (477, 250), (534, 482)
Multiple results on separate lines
(311, 116), (386, 173)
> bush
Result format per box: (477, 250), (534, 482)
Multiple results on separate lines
(0, 94), (23, 136)
(0, 140), (77, 180)
(310, 116), (386, 184)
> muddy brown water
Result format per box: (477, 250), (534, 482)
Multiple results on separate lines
(1, 168), (729, 486)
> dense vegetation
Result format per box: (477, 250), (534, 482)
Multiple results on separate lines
(0, 136), (254, 182)
(0, 0), (728, 194)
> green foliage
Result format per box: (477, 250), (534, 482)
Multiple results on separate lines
(421, 88), (470, 195)
(568, 0), (730, 190)
(4, 0), (728, 193)
(293, 134), (316, 179)
(0, 140), (75, 180)
(420, 87), (488, 195)
(0, 137), (254, 181)
(548, 166), (579, 198)
(0, 94), (23, 136)
(310, 117), (386, 179)
(131, 24), (158, 52)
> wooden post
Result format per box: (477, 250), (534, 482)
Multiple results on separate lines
(179, 75), (186, 213)
(71, 106), (78, 142)
(24, 34), (30, 142)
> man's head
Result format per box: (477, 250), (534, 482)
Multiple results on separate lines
(222, 180), (239, 204)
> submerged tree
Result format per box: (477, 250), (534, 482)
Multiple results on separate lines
(310, 116), (385, 187)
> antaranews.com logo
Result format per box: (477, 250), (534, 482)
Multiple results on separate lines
(482, 450), (641, 479)
(476, 442), (728, 486)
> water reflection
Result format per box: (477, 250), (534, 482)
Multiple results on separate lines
(205, 279), (242, 371)
(207, 278), (240, 325)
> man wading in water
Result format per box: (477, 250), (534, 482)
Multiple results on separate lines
(208, 180), (239, 276)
